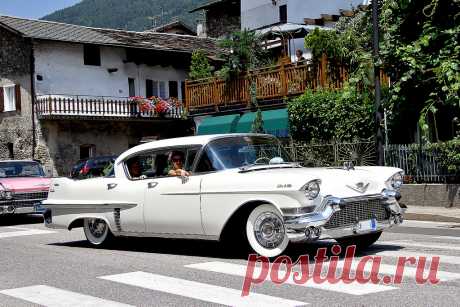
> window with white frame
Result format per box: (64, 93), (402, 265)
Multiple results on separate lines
(3, 86), (16, 112)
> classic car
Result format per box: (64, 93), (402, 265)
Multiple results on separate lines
(43, 134), (404, 257)
(0, 160), (50, 215)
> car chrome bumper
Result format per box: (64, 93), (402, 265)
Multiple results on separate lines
(283, 190), (404, 243)
(0, 202), (46, 215)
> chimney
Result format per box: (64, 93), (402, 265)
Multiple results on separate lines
(197, 22), (207, 37)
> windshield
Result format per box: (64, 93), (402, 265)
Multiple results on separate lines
(196, 135), (293, 171)
(0, 162), (45, 178)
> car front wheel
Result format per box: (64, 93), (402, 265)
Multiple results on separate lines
(83, 218), (114, 247)
(246, 204), (289, 257)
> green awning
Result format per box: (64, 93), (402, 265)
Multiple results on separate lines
(234, 108), (290, 137)
(234, 112), (257, 134)
(262, 109), (290, 137)
(196, 114), (240, 135)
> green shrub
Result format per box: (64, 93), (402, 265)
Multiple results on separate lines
(189, 49), (212, 80)
(288, 87), (374, 142)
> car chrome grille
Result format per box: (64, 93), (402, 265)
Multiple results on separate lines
(0, 192), (49, 208)
(13, 192), (48, 201)
(324, 198), (389, 229)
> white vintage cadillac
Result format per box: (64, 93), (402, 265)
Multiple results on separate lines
(43, 134), (404, 257)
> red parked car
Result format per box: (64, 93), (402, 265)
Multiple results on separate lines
(0, 160), (50, 215)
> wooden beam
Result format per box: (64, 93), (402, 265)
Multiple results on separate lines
(320, 14), (340, 22)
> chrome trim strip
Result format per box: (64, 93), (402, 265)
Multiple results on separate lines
(113, 231), (218, 241)
(42, 203), (137, 210)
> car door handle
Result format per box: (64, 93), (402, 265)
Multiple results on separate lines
(147, 182), (158, 189)
(107, 183), (117, 190)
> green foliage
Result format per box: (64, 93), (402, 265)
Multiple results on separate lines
(251, 109), (265, 134)
(428, 140), (460, 175)
(288, 88), (374, 142)
(216, 30), (270, 80)
(380, 0), (460, 142)
(189, 49), (212, 80)
(42, 0), (203, 31)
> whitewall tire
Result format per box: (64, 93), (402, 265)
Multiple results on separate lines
(83, 218), (113, 246)
(246, 204), (289, 257)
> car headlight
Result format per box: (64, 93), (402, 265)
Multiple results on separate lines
(4, 191), (12, 200)
(302, 179), (321, 200)
(389, 172), (404, 190)
(0, 190), (5, 199)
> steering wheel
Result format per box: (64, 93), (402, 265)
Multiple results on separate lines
(254, 157), (270, 164)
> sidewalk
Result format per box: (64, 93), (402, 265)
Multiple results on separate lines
(405, 205), (460, 223)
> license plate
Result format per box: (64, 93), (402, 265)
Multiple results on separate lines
(34, 203), (45, 213)
(359, 219), (377, 232)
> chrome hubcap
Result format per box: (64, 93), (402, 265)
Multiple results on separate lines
(88, 219), (106, 238)
(254, 212), (285, 249)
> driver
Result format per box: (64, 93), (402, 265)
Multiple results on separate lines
(168, 151), (191, 177)
(127, 157), (143, 179)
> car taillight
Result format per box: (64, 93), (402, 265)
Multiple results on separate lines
(80, 164), (90, 175)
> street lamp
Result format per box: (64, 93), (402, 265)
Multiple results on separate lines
(372, 0), (384, 166)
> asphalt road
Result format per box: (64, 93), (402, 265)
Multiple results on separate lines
(0, 215), (460, 307)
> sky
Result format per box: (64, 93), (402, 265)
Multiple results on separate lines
(0, 0), (81, 19)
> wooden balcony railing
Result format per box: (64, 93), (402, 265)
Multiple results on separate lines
(185, 59), (390, 114)
(35, 96), (184, 120)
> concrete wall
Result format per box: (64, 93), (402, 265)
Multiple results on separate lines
(34, 41), (187, 100)
(241, 0), (363, 29)
(400, 184), (460, 208)
(0, 26), (34, 161)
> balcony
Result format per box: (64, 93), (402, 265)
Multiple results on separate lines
(185, 60), (389, 116)
(35, 95), (184, 121)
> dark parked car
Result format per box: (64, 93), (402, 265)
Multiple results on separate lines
(70, 156), (116, 179)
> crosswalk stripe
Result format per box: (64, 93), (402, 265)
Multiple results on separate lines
(433, 236), (460, 241)
(372, 250), (460, 266)
(0, 229), (55, 239)
(378, 241), (460, 251)
(333, 258), (460, 282)
(185, 261), (397, 295)
(401, 220), (460, 229)
(100, 271), (308, 307)
(0, 285), (133, 307)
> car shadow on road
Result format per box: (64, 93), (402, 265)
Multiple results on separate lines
(49, 236), (405, 261)
(0, 214), (43, 227)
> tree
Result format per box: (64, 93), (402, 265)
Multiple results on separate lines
(189, 49), (212, 80)
(380, 0), (460, 142)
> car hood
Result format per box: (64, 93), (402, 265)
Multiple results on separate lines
(202, 165), (401, 198)
(0, 177), (51, 193)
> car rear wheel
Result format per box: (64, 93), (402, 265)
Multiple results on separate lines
(83, 218), (114, 247)
(335, 231), (382, 250)
(246, 204), (289, 257)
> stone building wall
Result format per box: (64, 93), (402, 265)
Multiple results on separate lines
(39, 119), (194, 176)
(0, 26), (34, 161)
(206, 4), (241, 38)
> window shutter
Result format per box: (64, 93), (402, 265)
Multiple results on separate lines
(14, 84), (21, 112)
(0, 87), (4, 112)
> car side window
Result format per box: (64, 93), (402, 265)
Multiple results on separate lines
(125, 152), (156, 180)
(195, 148), (218, 173)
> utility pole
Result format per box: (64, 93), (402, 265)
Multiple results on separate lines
(372, 0), (384, 166)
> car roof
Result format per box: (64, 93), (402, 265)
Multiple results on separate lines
(116, 133), (272, 163)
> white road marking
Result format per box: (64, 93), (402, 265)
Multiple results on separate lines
(402, 220), (460, 229)
(100, 271), (307, 307)
(0, 229), (55, 239)
(0, 285), (133, 307)
(373, 250), (460, 266)
(433, 236), (460, 241)
(334, 258), (460, 282)
(378, 241), (460, 252)
(185, 261), (397, 295)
